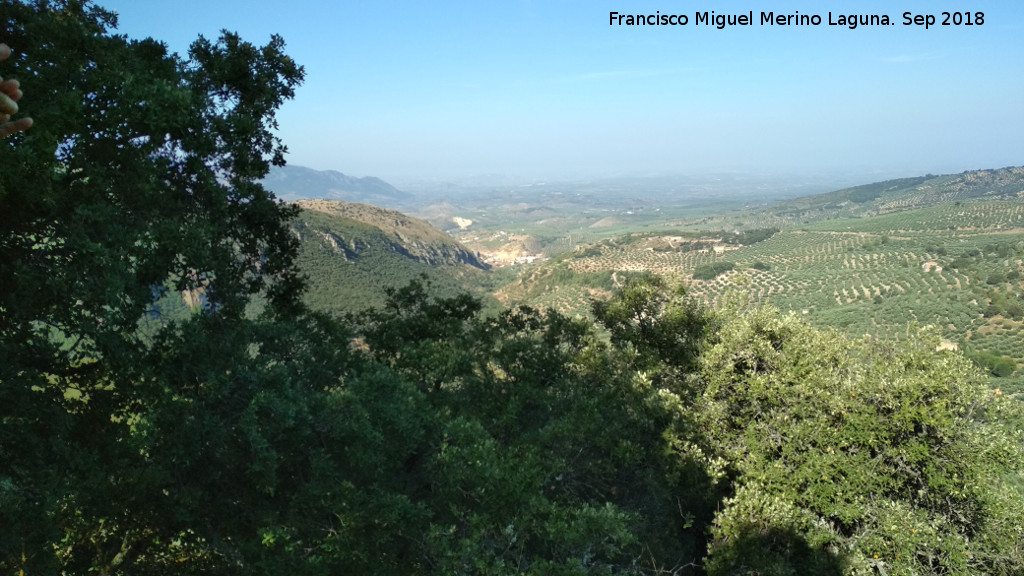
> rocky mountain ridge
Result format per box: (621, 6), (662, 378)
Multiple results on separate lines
(293, 199), (488, 270)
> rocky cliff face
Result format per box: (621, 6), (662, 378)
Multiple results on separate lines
(292, 199), (489, 270)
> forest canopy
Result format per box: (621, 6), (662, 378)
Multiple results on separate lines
(1, 2), (1023, 575)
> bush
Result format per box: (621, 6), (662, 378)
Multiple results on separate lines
(968, 350), (1019, 378)
(693, 262), (735, 280)
(575, 246), (603, 258)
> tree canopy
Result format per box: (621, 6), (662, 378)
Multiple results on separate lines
(2, 0), (306, 571)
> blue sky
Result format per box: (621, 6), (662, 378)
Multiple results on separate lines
(98, 1), (1022, 182)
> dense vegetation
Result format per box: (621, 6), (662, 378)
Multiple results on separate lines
(291, 206), (492, 313)
(3, 2), (1024, 574)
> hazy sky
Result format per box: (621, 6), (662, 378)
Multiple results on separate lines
(96, 0), (1023, 181)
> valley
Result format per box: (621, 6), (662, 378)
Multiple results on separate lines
(270, 166), (1024, 391)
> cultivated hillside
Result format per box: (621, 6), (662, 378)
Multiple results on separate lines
(755, 166), (1024, 226)
(494, 169), (1024, 385)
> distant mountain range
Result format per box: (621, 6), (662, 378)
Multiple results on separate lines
(263, 165), (413, 206)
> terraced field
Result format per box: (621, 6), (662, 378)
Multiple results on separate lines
(500, 201), (1024, 378)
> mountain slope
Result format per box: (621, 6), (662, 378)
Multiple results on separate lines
(264, 165), (413, 206)
(290, 200), (490, 313)
(767, 166), (1024, 223)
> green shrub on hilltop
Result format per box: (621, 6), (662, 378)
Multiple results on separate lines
(692, 262), (735, 280)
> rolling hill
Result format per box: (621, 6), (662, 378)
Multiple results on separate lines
(753, 166), (1024, 226)
(490, 167), (1024, 386)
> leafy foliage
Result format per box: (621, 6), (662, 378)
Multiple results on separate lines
(351, 280), (716, 573)
(1, 0), (304, 571)
(696, 308), (1024, 575)
(592, 275), (708, 374)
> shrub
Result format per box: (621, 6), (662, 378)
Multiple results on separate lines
(968, 350), (1019, 378)
(693, 262), (735, 280)
(988, 272), (1007, 285)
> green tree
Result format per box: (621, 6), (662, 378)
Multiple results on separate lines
(695, 307), (1024, 575)
(692, 262), (735, 281)
(355, 283), (717, 574)
(1, 1), (304, 571)
(591, 275), (709, 374)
